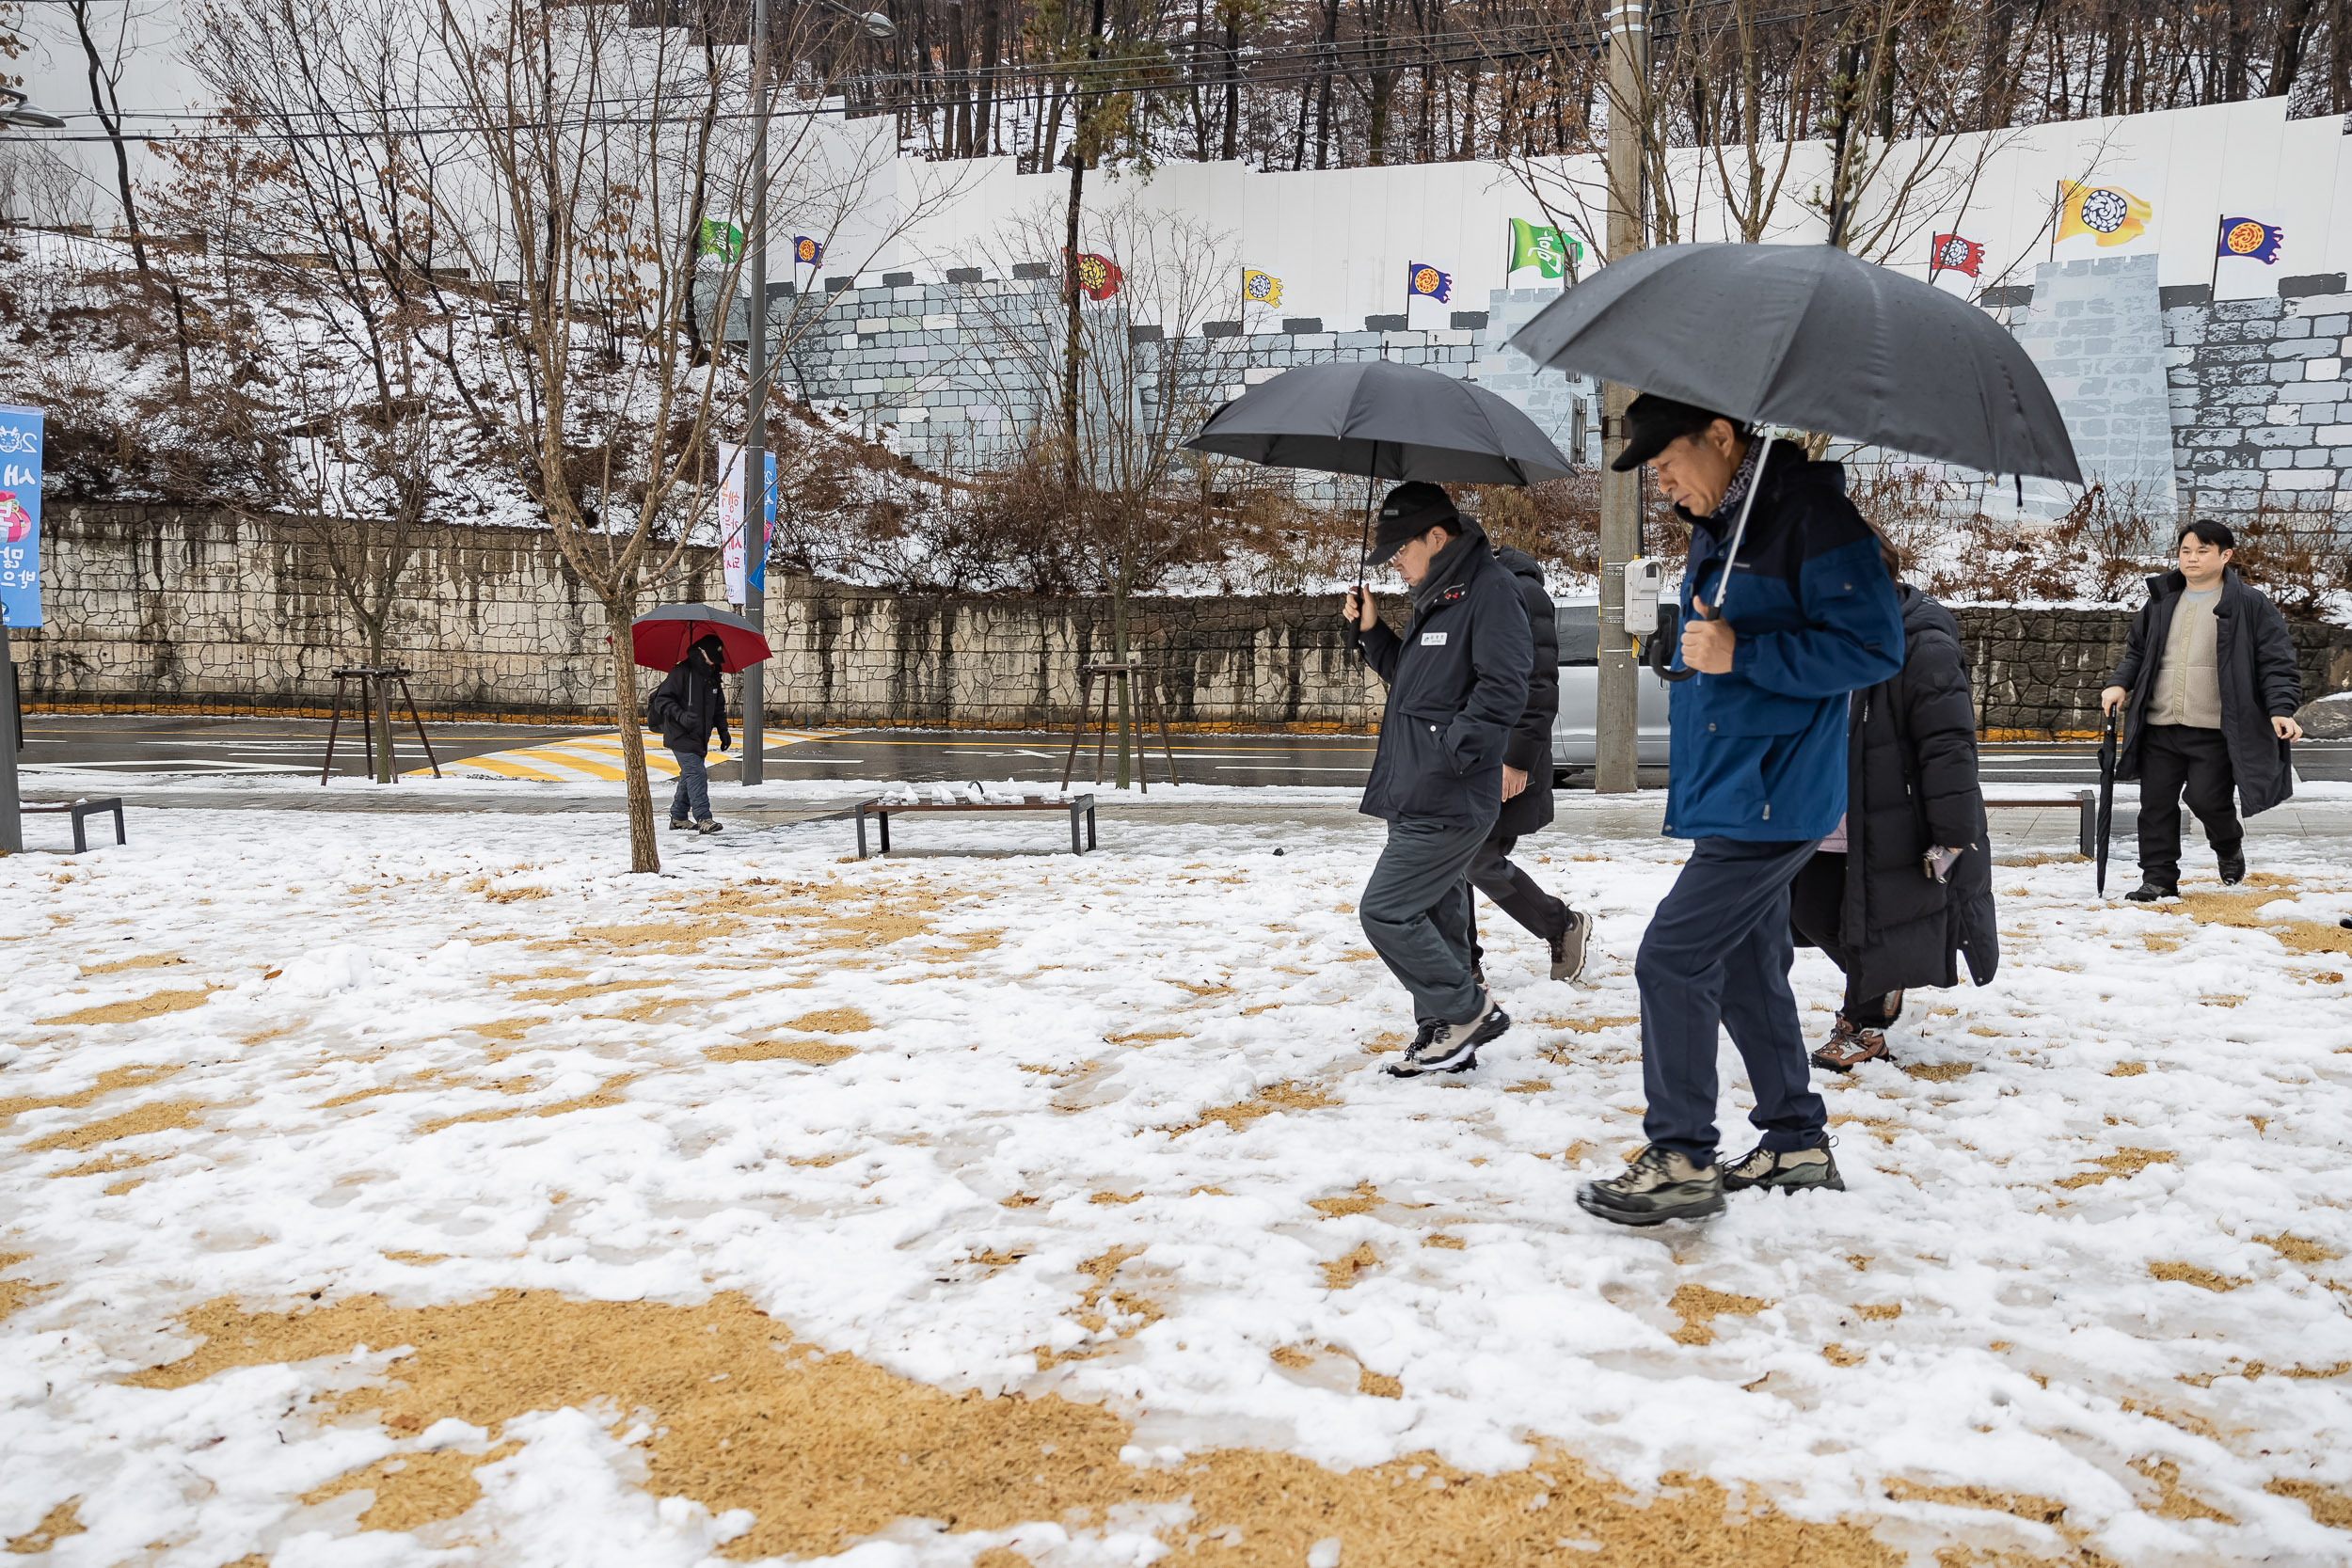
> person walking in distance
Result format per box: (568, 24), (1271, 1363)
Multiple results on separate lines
(647, 633), (733, 834)
(1577, 397), (1903, 1227)
(2101, 521), (2303, 902)
(1470, 541), (1595, 986)
(1343, 482), (1534, 1078)
(1788, 531), (1998, 1070)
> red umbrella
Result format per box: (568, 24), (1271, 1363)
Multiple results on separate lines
(628, 603), (772, 673)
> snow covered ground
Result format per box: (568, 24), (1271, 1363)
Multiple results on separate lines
(4, 802), (2352, 1565)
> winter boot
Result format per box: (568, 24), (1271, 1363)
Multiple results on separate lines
(1809, 1017), (1888, 1072)
(1722, 1137), (1846, 1195)
(1549, 910), (1594, 985)
(1384, 995), (1508, 1078)
(2217, 847), (2248, 886)
(668, 818), (695, 832)
(695, 819), (725, 835)
(1576, 1144), (1724, 1227)
(2124, 879), (2178, 903)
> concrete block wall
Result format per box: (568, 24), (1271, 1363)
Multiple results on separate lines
(2162, 278), (2352, 515)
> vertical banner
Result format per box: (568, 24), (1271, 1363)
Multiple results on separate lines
(717, 441), (778, 606)
(0, 404), (41, 629)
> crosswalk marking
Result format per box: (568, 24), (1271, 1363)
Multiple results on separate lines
(418, 729), (834, 783)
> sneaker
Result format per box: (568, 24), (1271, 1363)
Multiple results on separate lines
(2124, 879), (2178, 903)
(1576, 1144), (1724, 1227)
(668, 818), (694, 832)
(2217, 849), (2247, 886)
(1384, 996), (1508, 1078)
(1810, 1018), (1888, 1072)
(1722, 1137), (1846, 1194)
(1549, 910), (1594, 985)
(694, 819), (725, 835)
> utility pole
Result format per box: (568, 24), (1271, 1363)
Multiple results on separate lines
(1594, 0), (1647, 795)
(742, 0), (771, 788)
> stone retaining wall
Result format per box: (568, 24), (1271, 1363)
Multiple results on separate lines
(15, 504), (2351, 736)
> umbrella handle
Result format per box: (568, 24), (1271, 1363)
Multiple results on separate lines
(1709, 436), (1772, 612)
(1356, 474), (1376, 590)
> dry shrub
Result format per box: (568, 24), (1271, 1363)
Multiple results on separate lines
(2229, 500), (2352, 616)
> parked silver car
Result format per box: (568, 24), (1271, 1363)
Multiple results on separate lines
(1550, 597), (1673, 779)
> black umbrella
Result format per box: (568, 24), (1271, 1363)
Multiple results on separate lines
(1184, 359), (1575, 580)
(1510, 243), (2082, 485)
(1510, 243), (2081, 610)
(2096, 706), (2121, 896)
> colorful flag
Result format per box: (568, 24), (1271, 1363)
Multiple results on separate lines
(1406, 261), (1452, 304)
(792, 234), (822, 265)
(0, 404), (42, 629)
(1073, 252), (1122, 301)
(695, 218), (744, 262)
(2056, 181), (2152, 248)
(1929, 232), (1984, 277)
(1241, 267), (1283, 308)
(2217, 215), (2285, 265)
(1507, 219), (1577, 277)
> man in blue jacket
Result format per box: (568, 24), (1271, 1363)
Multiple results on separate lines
(1578, 397), (1904, 1227)
(1343, 483), (1534, 1077)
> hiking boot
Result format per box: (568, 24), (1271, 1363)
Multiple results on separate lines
(1810, 1017), (1888, 1071)
(1722, 1137), (1846, 1195)
(695, 819), (725, 835)
(1549, 910), (1594, 985)
(1384, 996), (1508, 1078)
(668, 817), (695, 832)
(2124, 879), (2177, 903)
(2217, 848), (2247, 886)
(1576, 1144), (1724, 1227)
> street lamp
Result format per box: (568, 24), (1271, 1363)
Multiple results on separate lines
(0, 87), (66, 131)
(818, 1), (896, 38)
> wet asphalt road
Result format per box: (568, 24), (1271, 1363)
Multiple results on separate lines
(16, 714), (2352, 788)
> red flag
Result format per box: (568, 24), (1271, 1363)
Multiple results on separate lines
(1929, 233), (1985, 278)
(1073, 251), (1122, 300)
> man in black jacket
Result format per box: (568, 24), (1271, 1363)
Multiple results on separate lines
(1468, 546), (1593, 985)
(646, 633), (732, 834)
(1343, 483), (1534, 1078)
(2100, 521), (2303, 901)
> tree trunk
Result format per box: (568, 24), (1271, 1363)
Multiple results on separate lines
(368, 620), (395, 785)
(608, 615), (660, 873)
(1112, 553), (1132, 789)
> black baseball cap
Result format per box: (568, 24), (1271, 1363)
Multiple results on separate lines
(1366, 482), (1459, 564)
(1611, 393), (1752, 471)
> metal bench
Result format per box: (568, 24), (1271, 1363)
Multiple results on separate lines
(22, 797), (126, 854)
(1983, 788), (2098, 858)
(855, 793), (1098, 859)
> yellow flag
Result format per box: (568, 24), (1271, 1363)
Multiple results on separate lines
(1242, 267), (1283, 308)
(2056, 181), (2152, 247)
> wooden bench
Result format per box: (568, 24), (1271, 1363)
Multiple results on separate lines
(1983, 788), (2098, 858)
(855, 793), (1098, 859)
(23, 797), (126, 854)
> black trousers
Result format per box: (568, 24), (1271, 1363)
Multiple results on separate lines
(2137, 723), (2240, 882)
(1786, 851), (1900, 1028)
(1466, 827), (1569, 970)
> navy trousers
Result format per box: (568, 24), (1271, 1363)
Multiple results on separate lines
(1634, 836), (1826, 1164)
(669, 750), (713, 823)
(1359, 815), (1493, 1024)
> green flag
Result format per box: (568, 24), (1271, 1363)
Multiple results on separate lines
(1508, 218), (1579, 278)
(696, 218), (745, 262)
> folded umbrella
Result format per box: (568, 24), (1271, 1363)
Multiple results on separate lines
(2096, 706), (2120, 897)
(1184, 359), (1575, 577)
(629, 603), (772, 673)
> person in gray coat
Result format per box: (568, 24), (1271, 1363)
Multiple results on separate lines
(2100, 520), (2303, 901)
(1343, 483), (1533, 1078)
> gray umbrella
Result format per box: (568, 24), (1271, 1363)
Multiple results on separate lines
(1184, 358), (1575, 486)
(1509, 243), (2082, 485)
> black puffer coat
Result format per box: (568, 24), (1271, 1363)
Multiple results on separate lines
(1796, 585), (1998, 998)
(645, 641), (731, 754)
(1494, 546), (1559, 838)
(1350, 522), (1533, 825)
(2106, 567), (2302, 817)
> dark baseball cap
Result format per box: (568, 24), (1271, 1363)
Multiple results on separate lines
(1611, 393), (1751, 471)
(1366, 482), (1459, 564)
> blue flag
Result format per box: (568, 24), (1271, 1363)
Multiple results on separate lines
(2217, 215), (2284, 265)
(1406, 261), (1452, 304)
